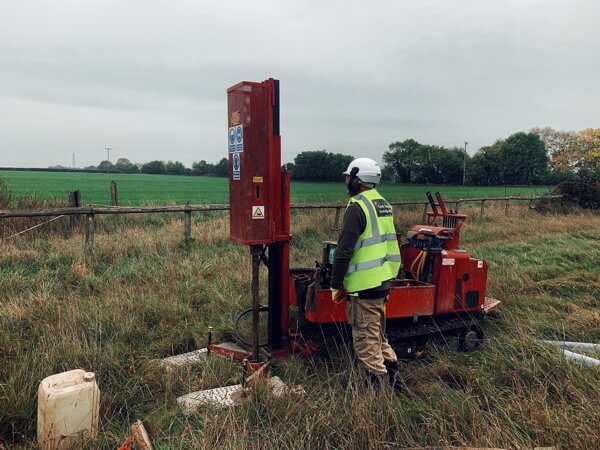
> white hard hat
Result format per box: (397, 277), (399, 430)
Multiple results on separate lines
(343, 157), (381, 185)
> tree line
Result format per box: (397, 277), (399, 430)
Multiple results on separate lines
(79, 157), (229, 177)
(292, 127), (599, 185)
(59, 127), (598, 184)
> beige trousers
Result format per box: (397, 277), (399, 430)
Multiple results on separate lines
(345, 296), (397, 375)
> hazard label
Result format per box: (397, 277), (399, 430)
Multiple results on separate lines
(252, 206), (265, 219)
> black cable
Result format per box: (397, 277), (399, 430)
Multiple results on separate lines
(232, 305), (269, 348)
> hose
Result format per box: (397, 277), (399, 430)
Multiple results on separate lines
(232, 305), (269, 348)
(410, 250), (427, 281)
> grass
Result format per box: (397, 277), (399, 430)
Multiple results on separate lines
(0, 170), (551, 206)
(1, 202), (599, 448)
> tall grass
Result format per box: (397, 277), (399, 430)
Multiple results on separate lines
(1, 204), (599, 448)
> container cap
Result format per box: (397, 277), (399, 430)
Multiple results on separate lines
(83, 372), (95, 382)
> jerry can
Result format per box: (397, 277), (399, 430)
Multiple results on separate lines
(37, 369), (100, 450)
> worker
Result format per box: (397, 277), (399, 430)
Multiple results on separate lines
(330, 157), (402, 392)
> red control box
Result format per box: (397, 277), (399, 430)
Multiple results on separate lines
(227, 78), (288, 245)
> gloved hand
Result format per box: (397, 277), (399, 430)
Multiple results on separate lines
(331, 288), (348, 304)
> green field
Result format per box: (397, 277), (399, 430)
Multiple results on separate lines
(0, 170), (551, 206)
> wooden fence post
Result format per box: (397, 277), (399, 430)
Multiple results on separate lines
(421, 203), (428, 223)
(183, 204), (192, 247)
(111, 181), (118, 207)
(333, 207), (341, 230)
(480, 199), (485, 217)
(85, 213), (95, 258)
(505, 198), (510, 216)
(68, 190), (81, 233)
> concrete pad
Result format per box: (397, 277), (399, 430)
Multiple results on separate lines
(162, 348), (208, 369)
(177, 376), (305, 414)
(177, 384), (244, 413)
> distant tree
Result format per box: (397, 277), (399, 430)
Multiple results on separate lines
(98, 160), (114, 172)
(165, 160), (186, 175)
(382, 139), (421, 183)
(499, 132), (548, 185)
(530, 127), (579, 174)
(291, 150), (353, 182)
(141, 160), (166, 174)
(214, 158), (228, 177)
(383, 140), (464, 184)
(114, 157), (139, 174)
(412, 145), (464, 184)
(380, 164), (395, 183)
(467, 142), (503, 186)
(192, 160), (215, 176)
(577, 128), (600, 178)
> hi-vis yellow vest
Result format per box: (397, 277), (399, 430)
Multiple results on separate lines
(343, 189), (401, 293)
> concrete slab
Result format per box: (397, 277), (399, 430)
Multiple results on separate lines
(177, 384), (244, 413)
(177, 376), (305, 414)
(162, 348), (208, 369)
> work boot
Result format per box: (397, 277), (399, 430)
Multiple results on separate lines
(384, 359), (403, 393)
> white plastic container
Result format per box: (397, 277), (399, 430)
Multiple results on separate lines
(37, 369), (100, 450)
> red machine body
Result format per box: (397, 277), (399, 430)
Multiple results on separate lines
(289, 192), (498, 326)
(227, 78), (289, 245)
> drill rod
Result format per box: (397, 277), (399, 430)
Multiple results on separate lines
(250, 245), (262, 362)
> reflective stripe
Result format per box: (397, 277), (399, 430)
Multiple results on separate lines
(354, 233), (397, 250)
(354, 194), (380, 238)
(347, 254), (402, 274)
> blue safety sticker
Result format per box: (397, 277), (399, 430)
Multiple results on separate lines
(229, 125), (243, 153)
(232, 152), (240, 180)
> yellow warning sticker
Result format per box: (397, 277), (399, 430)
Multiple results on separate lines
(252, 206), (265, 219)
(253, 176), (263, 183)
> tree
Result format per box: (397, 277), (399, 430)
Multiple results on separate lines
(530, 127), (579, 174)
(98, 160), (114, 172)
(466, 142), (503, 186)
(165, 160), (186, 175)
(291, 150), (354, 182)
(114, 158), (139, 174)
(499, 132), (548, 184)
(382, 139), (421, 183)
(214, 158), (228, 177)
(577, 128), (600, 178)
(192, 160), (215, 176)
(141, 160), (166, 174)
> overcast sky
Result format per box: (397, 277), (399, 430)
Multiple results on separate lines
(1, 0), (598, 168)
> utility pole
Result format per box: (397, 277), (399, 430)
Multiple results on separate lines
(72, 153), (75, 169)
(462, 141), (468, 187)
(105, 147), (112, 162)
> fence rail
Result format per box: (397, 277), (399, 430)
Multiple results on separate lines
(0, 195), (562, 258)
(0, 195), (561, 219)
